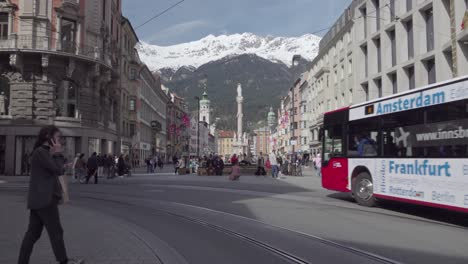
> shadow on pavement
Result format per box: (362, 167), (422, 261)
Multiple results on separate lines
(332, 239), (468, 264)
(326, 192), (468, 228)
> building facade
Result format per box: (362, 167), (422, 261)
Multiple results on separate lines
(354, 0), (468, 102)
(305, 0), (360, 156)
(253, 126), (270, 156)
(217, 130), (234, 159)
(138, 66), (168, 164)
(166, 92), (189, 160)
(0, 0), (121, 175)
(119, 16), (139, 157)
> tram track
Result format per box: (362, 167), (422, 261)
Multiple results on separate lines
(77, 192), (401, 264)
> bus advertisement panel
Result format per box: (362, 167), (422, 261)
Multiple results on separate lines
(348, 158), (468, 210)
(349, 78), (468, 121)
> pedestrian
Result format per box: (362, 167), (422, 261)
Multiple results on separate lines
(149, 156), (154, 173)
(315, 152), (322, 177)
(229, 159), (241, 181)
(230, 154), (238, 165)
(214, 155), (224, 176)
(255, 152), (266, 176)
(74, 154), (86, 183)
(124, 155), (132, 177)
(146, 158), (151, 173)
(158, 156), (163, 169)
(17, 125), (83, 264)
(174, 157), (180, 175)
(206, 155), (214, 176)
(105, 154), (114, 179)
(269, 150), (279, 178)
(85, 152), (98, 184)
(71, 153), (80, 182)
(117, 154), (126, 177)
(97, 154), (104, 177)
(265, 157), (271, 177)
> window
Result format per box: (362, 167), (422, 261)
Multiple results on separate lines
(406, 20), (414, 59)
(374, 0), (380, 31)
(406, 0), (412, 12)
(362, 45), (368, 77)
(0, 13), (8, 38)
(102, 0), (106, 20)
(426, 58), (436, 84)
(380, 99), (468, 158)
(56, 81), (78, 118)
(375, 38), (381, 72)
(390, 0), (396, 21)
(323, 124), (343, 163)
(389, 73), (397, 94)
(406, 66), (415, 89)
(340, 64), (344, 79)
(361, 7), (367, 38)
(375, 79), (382, 98)
(348, 118), (379, 157)
(389, 29), (396, 66)
(61, 18), (76, 52)
(129, 99), (136, 111)
(130, 68), (137, 80)
(362, 83), (369, 101)
(130, 124), (135, 137)
(425, 8), (434, 52)
(348, 59), (352, 75)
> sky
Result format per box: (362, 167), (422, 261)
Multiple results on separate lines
(122, 0), (352, 46)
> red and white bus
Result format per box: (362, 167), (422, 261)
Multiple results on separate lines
(321, 76), (468, 212)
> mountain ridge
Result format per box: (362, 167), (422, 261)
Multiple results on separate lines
(137, 32), (321, 71)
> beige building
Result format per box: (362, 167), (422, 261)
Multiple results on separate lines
(217, 130), (234, 160)
(119, 16), (139, 156)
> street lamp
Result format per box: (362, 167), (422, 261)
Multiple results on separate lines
(194, 96), (201, 158)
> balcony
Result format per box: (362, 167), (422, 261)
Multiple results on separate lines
(0, 34), (112, 67)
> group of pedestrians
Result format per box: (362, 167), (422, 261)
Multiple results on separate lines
(255, 150), (280, 178)
(72, 152), (132, 184)
(145, 155), (164, 173)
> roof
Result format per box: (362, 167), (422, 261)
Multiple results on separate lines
(218, 130), (235, 138)
(121, 16), (140, 43)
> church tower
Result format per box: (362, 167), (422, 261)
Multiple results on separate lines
(267, 106), (276, 130)
(200, 89), (210, 125)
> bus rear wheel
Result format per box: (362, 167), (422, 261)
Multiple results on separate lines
(353, 172), (377, 207)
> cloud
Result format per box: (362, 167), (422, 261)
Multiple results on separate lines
(145, 20), (209, 44)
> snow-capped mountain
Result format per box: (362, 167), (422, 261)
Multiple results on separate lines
(137, 33), (321, 71)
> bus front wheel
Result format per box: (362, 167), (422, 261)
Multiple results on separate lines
(353, 172), (377, 207)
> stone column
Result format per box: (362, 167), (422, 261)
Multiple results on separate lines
(76, 21), (81, 55)
(7, 10), (13, 35)
(56, 15), (62, 50)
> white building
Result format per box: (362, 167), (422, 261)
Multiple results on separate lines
(306, 0), (359, 156)
(354, 0), (468, 102)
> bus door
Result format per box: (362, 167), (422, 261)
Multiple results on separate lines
(321, 124), (349, 192)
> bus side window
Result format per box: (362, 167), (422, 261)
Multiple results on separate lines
(348, 119), (379, 157)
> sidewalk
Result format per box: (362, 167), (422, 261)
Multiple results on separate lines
(0, 194), (163, 264)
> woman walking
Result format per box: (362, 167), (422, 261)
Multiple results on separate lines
(229, 159), (241, 181)
(18, 125), (83, 264)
